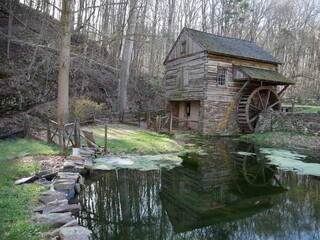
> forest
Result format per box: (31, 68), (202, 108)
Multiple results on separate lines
(0, 0), (319, 134)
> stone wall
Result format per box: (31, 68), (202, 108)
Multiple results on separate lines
(201, 100), (242, 136)
(255, 112), (320, 136)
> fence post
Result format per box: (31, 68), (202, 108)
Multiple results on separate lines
(47, 121), (51, 143)
(138, 112), (141, 127)
(104, 125), (108, 154)
(23, 116), (30, 138)
(62, 123), (67, 155)
(74, 118), (80, 147)
(147, 112), (151, 129)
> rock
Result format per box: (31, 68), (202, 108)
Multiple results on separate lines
(64, 236), (91, 240)
(63, 161), (76, 168)
(56, 188), (76, 201)
(56, 172), (80, 180)
(67, 155), (84, 161)
(75, 183), (81, 194)
(34, 203), (80, 214)
(43, 172), (58, 181)
(36, 169), (53, 176)
(15, 175), (38, 185)
(59, 226), (92, 240)
(33, 212), (74, 228)
(50, 204), (81, 214)
(39, 191), (67, 204)
(84, 160), (93, 171)
(54, 180), (76, 190)
(78, 175), (84, 185)
(73, 160), (84, 166)
(47, 199), (69, 206)
(41, 220), (78, 239)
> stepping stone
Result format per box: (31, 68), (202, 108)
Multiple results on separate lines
(84, 160), (93, 171)
(15, 175), (38, 185)
(39, 191), (67, 204)
(41, 220), (78, 239)
(59, 226), (92, 240)
(33, 212), (74, 228)
(63, 161), (76, 168)
(56, 172), (80, 180)
(35, 204), (81, 214)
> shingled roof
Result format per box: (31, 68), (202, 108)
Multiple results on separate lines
(185, 28), (282, 64)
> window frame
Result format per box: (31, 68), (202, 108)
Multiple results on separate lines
(180, 40), (187, 55)
(217, 67), (228, 87)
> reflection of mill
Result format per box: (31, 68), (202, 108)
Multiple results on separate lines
(160, 142), (286, 232)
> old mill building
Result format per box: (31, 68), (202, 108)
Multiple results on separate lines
(164, 28), (293, 135)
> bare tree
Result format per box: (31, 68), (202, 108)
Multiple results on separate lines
(118, 0), (138, 112)
(57, 0), (73, 128)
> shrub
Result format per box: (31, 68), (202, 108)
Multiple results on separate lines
(70, 97), (104, 123)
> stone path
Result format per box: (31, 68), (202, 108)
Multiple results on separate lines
(31, 147), (95, 240)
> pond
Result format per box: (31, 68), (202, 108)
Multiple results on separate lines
(76, 138), (320, 240)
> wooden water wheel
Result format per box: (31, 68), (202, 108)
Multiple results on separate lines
(237, 86), (281, 133)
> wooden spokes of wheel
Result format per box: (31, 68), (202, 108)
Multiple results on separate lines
(237, 86), (281, 133)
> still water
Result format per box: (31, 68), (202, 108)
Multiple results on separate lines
(76, 139), (320, 240)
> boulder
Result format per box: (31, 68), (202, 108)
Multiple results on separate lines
(33, 212), (74, 228)
(59, 226), (92, 240)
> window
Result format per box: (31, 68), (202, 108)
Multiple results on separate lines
(186, 102), (191, 116)
(181, 40), (187, 54)
(218, 69), (227, 86)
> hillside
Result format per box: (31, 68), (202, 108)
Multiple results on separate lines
(0, 2), (164, 138)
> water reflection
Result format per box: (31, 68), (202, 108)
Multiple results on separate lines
(76, 140), (320, 240)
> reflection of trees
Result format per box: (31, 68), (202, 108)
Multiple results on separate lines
(77, 169), (176, 240)
(76, 140), (320, 240)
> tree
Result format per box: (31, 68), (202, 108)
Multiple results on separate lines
(118, 0), (138, 112)
(57, 0), (73, 142)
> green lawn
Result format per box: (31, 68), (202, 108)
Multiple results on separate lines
(0, 139), (61, 240)
(282, 104), (320, 113)
(83, 125), (184, 154)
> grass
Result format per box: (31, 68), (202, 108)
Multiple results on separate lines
(0, 139), (61, 161)
(282, 104), (320, 113)
(83, 125), (184, 154)
(0, 139), (61, 240)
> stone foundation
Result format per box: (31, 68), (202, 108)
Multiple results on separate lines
(255, 112), (320, 136)
(202, 100), (242, 136)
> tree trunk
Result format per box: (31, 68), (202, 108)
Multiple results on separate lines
(57, 0), (73, 128)
(6, 0), (13, 59)
(118, 0), (138, 113)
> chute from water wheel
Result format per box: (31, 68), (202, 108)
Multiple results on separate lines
(237, 86), (281, 134)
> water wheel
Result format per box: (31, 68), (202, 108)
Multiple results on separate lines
(237, 86), (281, 133)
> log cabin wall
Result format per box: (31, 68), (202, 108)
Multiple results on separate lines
(165, 31), (207, 133)
(201, 55), (278, 135)
(164, 29), (280, 135)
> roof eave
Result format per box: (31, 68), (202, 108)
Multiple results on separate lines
(208, 51), (282, 65)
